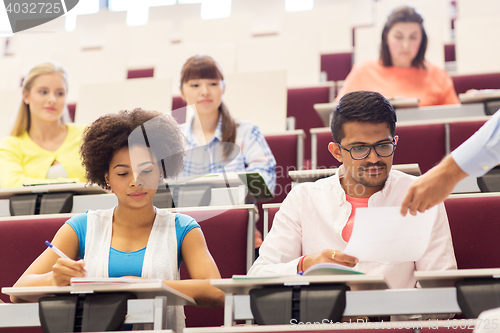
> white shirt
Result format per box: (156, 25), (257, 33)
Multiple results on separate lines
(452, 109), (500, 177)
(248, 166), (457, 289)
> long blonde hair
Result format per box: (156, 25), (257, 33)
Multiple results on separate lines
(11, 61), (69, 137)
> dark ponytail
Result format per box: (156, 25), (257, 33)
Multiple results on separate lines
(219, 102), (237, 158)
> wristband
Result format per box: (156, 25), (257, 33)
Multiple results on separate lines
(298, 255), (307, 273)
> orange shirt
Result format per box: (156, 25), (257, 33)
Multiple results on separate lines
(337, 60), (460, 107)
(342, 194), (370, 242)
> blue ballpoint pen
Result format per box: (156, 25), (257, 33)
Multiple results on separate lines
(45, 240), (71, 259)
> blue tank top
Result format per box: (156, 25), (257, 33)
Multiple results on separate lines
(66, 212), (199, 277)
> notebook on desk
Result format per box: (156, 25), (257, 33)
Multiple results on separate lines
(389, 97), (419, 109)
(459, 89), (500, 104)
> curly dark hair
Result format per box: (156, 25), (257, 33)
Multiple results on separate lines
(80, 108), (185, 189)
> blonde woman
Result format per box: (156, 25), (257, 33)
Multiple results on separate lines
(0, 62), (86, 188)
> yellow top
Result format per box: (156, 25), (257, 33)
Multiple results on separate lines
(0, 124), (87, 188)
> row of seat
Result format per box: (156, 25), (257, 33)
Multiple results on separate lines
(311, 118), (489, 173)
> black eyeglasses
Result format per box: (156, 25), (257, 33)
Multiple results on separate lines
(338, 140), (396, 160)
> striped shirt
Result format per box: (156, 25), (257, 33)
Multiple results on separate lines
(180, 116), (276, 194)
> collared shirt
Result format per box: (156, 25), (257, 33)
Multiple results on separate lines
(248, 166), (457, 289)
(180, 116), (276, 194)
(452, 110), (500, 177)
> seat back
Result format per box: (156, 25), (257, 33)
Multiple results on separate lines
(287, 86), (331, 161)
(452, 72), (500, 94)
(321, 52), (353, 82)
(178, 208), (249, 328)
(0, 216), (69, 303)
(315, 131), (342, 169)
(444, 195), (500, 269)
(267, 206), (280, 235)
(265, 132), (302, 204)
(393, 124), (446, 173)
(449, 120), (487, 151)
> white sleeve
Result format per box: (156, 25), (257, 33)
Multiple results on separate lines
(451, 110), (500, 177)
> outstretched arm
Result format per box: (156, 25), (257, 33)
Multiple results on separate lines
(11, 224), (86, 302)
(400, 155), (468, 216)
(165, 228), (224, 308)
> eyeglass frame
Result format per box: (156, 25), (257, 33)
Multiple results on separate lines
(337, 139), (397, 160)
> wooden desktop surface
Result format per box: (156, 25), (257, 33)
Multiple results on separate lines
(0, 183), (107, 200)
(416, 268), (500, 288)
(211, 275), (388, 295)
(2, 281), (196, 306)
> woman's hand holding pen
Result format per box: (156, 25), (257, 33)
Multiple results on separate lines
(45, 241), (87, 286)
(51, 258), (87, 286)
(300, 249), (358, 272)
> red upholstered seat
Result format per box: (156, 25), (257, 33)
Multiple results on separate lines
(287, 87), (331, 161)
(172, 96), (187, 123)
(452, 72), (500, 94)
(449, 120), (487, 151)
(0, 216), (68, 333)
(444, 44), (456, 62)
(68, 103), (76, 122)
(320, 52), (353, 82)
(267, 206), (280, 234)
(315, 123), (445, 174)
(253, 133), (301, 237)
(0, 216), (68, 303)
(393, 124), (446, 173)
(127, 68), (154, 79)
(264, 133), (299, 203)
(179, 208), (249, 328)
(315, 131), (343, 169)
(444, 195), (500, 269)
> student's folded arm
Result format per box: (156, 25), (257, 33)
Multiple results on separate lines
(0, 146), (78, 187)
(165, 227), (224, 308)
(0, 146), (33, 188)
(10, 224), (82, 302)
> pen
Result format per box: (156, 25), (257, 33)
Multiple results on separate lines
(45, 241), (70, 260)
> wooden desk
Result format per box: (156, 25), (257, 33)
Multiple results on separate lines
(0, 183), (107, 200)
(211, 276), (462, 327)
(212, 275), (388, 327)
(415, 268), (500, 288)
(459, 90), (500, 104)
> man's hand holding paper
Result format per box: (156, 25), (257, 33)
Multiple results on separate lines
(344, 206), (438, 262)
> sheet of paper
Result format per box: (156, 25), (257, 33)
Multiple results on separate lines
(343, 206), (437, 262)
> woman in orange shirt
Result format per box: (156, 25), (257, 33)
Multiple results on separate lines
(337, 6), (459, 107)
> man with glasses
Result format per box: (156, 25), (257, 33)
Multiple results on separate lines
(248, 91), (456, 290)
